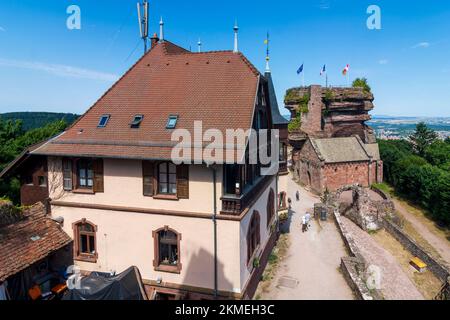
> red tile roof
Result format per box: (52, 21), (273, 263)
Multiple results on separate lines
(33, 41), (260, 160)
(0, 202), (72, 282)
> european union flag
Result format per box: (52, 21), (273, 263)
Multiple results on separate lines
(297, 64), (304, 75)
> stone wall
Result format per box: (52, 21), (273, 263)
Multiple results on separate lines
(332, 209), (375, 300)
(383, 218), (450, 283)
(322, 162), (370, 191)
(285, 86), (376, 143)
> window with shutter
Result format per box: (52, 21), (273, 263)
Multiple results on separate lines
(63, 159), (73, 191)
(93, 159), (104, 193)
(143, 161), (155, 196)
(176, 164), (189, 199)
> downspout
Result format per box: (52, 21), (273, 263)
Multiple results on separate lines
(210, 165), (218, 299)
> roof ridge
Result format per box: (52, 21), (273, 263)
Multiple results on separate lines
(237, 52), (260, 76)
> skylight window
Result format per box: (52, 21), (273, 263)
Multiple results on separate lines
(166, 115), (178, 129)
(98, 114), (110, 128)
(130, 115), (144, 128)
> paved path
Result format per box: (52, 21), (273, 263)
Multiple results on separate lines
(341, 216), (424, 300)
(261, 176), (354, 300)
(393, 199), (450, 264)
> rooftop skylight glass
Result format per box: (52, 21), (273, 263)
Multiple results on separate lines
(98, 115), (110, 128)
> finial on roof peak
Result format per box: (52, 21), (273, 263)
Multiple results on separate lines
(233, 20), (239, 53)
(265, 31), (270, 73)
(159, 16), (164, 42)
(198, 38), (202, 52)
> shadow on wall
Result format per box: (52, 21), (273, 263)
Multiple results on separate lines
(181, 247), (234, 297)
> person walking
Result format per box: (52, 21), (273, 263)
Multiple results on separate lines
(296, 190), (300, 201)
(301, 215), (307, 233)
(305, 212), (311, 231)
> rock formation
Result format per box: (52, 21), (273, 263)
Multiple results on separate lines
(285, 85), (376, 144)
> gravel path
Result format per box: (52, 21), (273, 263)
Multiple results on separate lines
(393, 199), (450, 264)
(341, 216), (424, 300)
(261, 176), (354, 300)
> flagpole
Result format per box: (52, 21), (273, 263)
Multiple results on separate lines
(302, 72), (305, 87)
(326, 73), (328, 88)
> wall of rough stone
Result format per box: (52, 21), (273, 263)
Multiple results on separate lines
(322, 162), (370, 192)
(383, 218), (450, 283)
(299, 85), (323, 136)
(296, 139), (323, 193)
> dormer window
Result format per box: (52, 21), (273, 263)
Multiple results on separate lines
(131, 115), (144, 128)
(98, 115), (110, 128)
(166, 115), (178, 129)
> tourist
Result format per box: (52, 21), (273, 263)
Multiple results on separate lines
(305, 212), (311, 231)
(296, 190), (300, 201)
(301, 215), (307, 232)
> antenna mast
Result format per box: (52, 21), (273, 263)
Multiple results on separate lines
(137, 0), (149, 53)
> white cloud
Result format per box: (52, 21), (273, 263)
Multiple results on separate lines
(0, 58), (118, 82)
(378, 59), (389, 65)
(412, 42), (430, 49)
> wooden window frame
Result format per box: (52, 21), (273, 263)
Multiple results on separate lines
(152, 226), (182, 274)
(62, 158), (73, 191)
(247, 210), (261, 265)
(73, 219), (98, 263)
(157, 162), (177, 196)
(76, 159), (94, 190)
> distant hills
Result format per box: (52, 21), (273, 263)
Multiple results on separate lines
(0, 112), (79, 131)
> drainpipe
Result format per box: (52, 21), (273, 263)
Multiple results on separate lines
(210, 165), (218, 299)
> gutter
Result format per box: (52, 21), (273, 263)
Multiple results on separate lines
(210, 165), (218, 299)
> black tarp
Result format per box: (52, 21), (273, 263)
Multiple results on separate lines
(63, 266), (148, 300)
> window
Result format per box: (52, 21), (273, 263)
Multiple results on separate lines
(278, 192), (287, 210)
(63, 159), (73, 191)
(77, 159), (94, 188)
(166, 115), (178, 129)
(158, 162), (177, 195)
(38, 176), (47, 187)
(153, 227), (182, 273)
(97, 114), (110, 128)
(73, 219), (97, 262)
(267, 188), (275, 227)
(24, 175), (33, 185)
(247, 211), (260, 264)
(130, 115), (144, 128)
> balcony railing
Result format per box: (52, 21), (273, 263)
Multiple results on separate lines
(220, 175), (273, 216)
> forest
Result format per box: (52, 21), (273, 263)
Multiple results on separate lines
(0, 116), (73, 203)
(0, 112), (78, 131)
(379, 122), (450, 226)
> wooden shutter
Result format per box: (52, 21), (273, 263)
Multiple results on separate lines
(176, 164), (189, 199)
(93, 159), (104, 193)
(142, 161), (155, 196)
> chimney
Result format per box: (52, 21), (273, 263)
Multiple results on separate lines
(150, 33), (159, 49)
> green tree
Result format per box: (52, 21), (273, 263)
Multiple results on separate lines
(424, 141), (450, 168)
(409, 122), (438, 157)
(352, 77), (371, 93)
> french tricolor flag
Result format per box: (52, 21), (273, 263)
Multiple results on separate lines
(320, 64), (326, 76)
(342, 64), (350, 75)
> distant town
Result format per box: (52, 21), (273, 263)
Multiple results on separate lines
(367, 116), (450, 140)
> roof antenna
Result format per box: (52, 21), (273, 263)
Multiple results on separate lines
(159, 16), (164, 42)
(233, 20), (239, 53)
(137, 0), (149, 53)
(265, 31), (270, 73)
(198, 38), (202, 52)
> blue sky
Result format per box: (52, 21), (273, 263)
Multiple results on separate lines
(0, 0), (449, 117)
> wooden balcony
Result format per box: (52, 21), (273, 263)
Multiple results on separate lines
(279, 161), (288, 174)
(220, 175), (273, 216)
